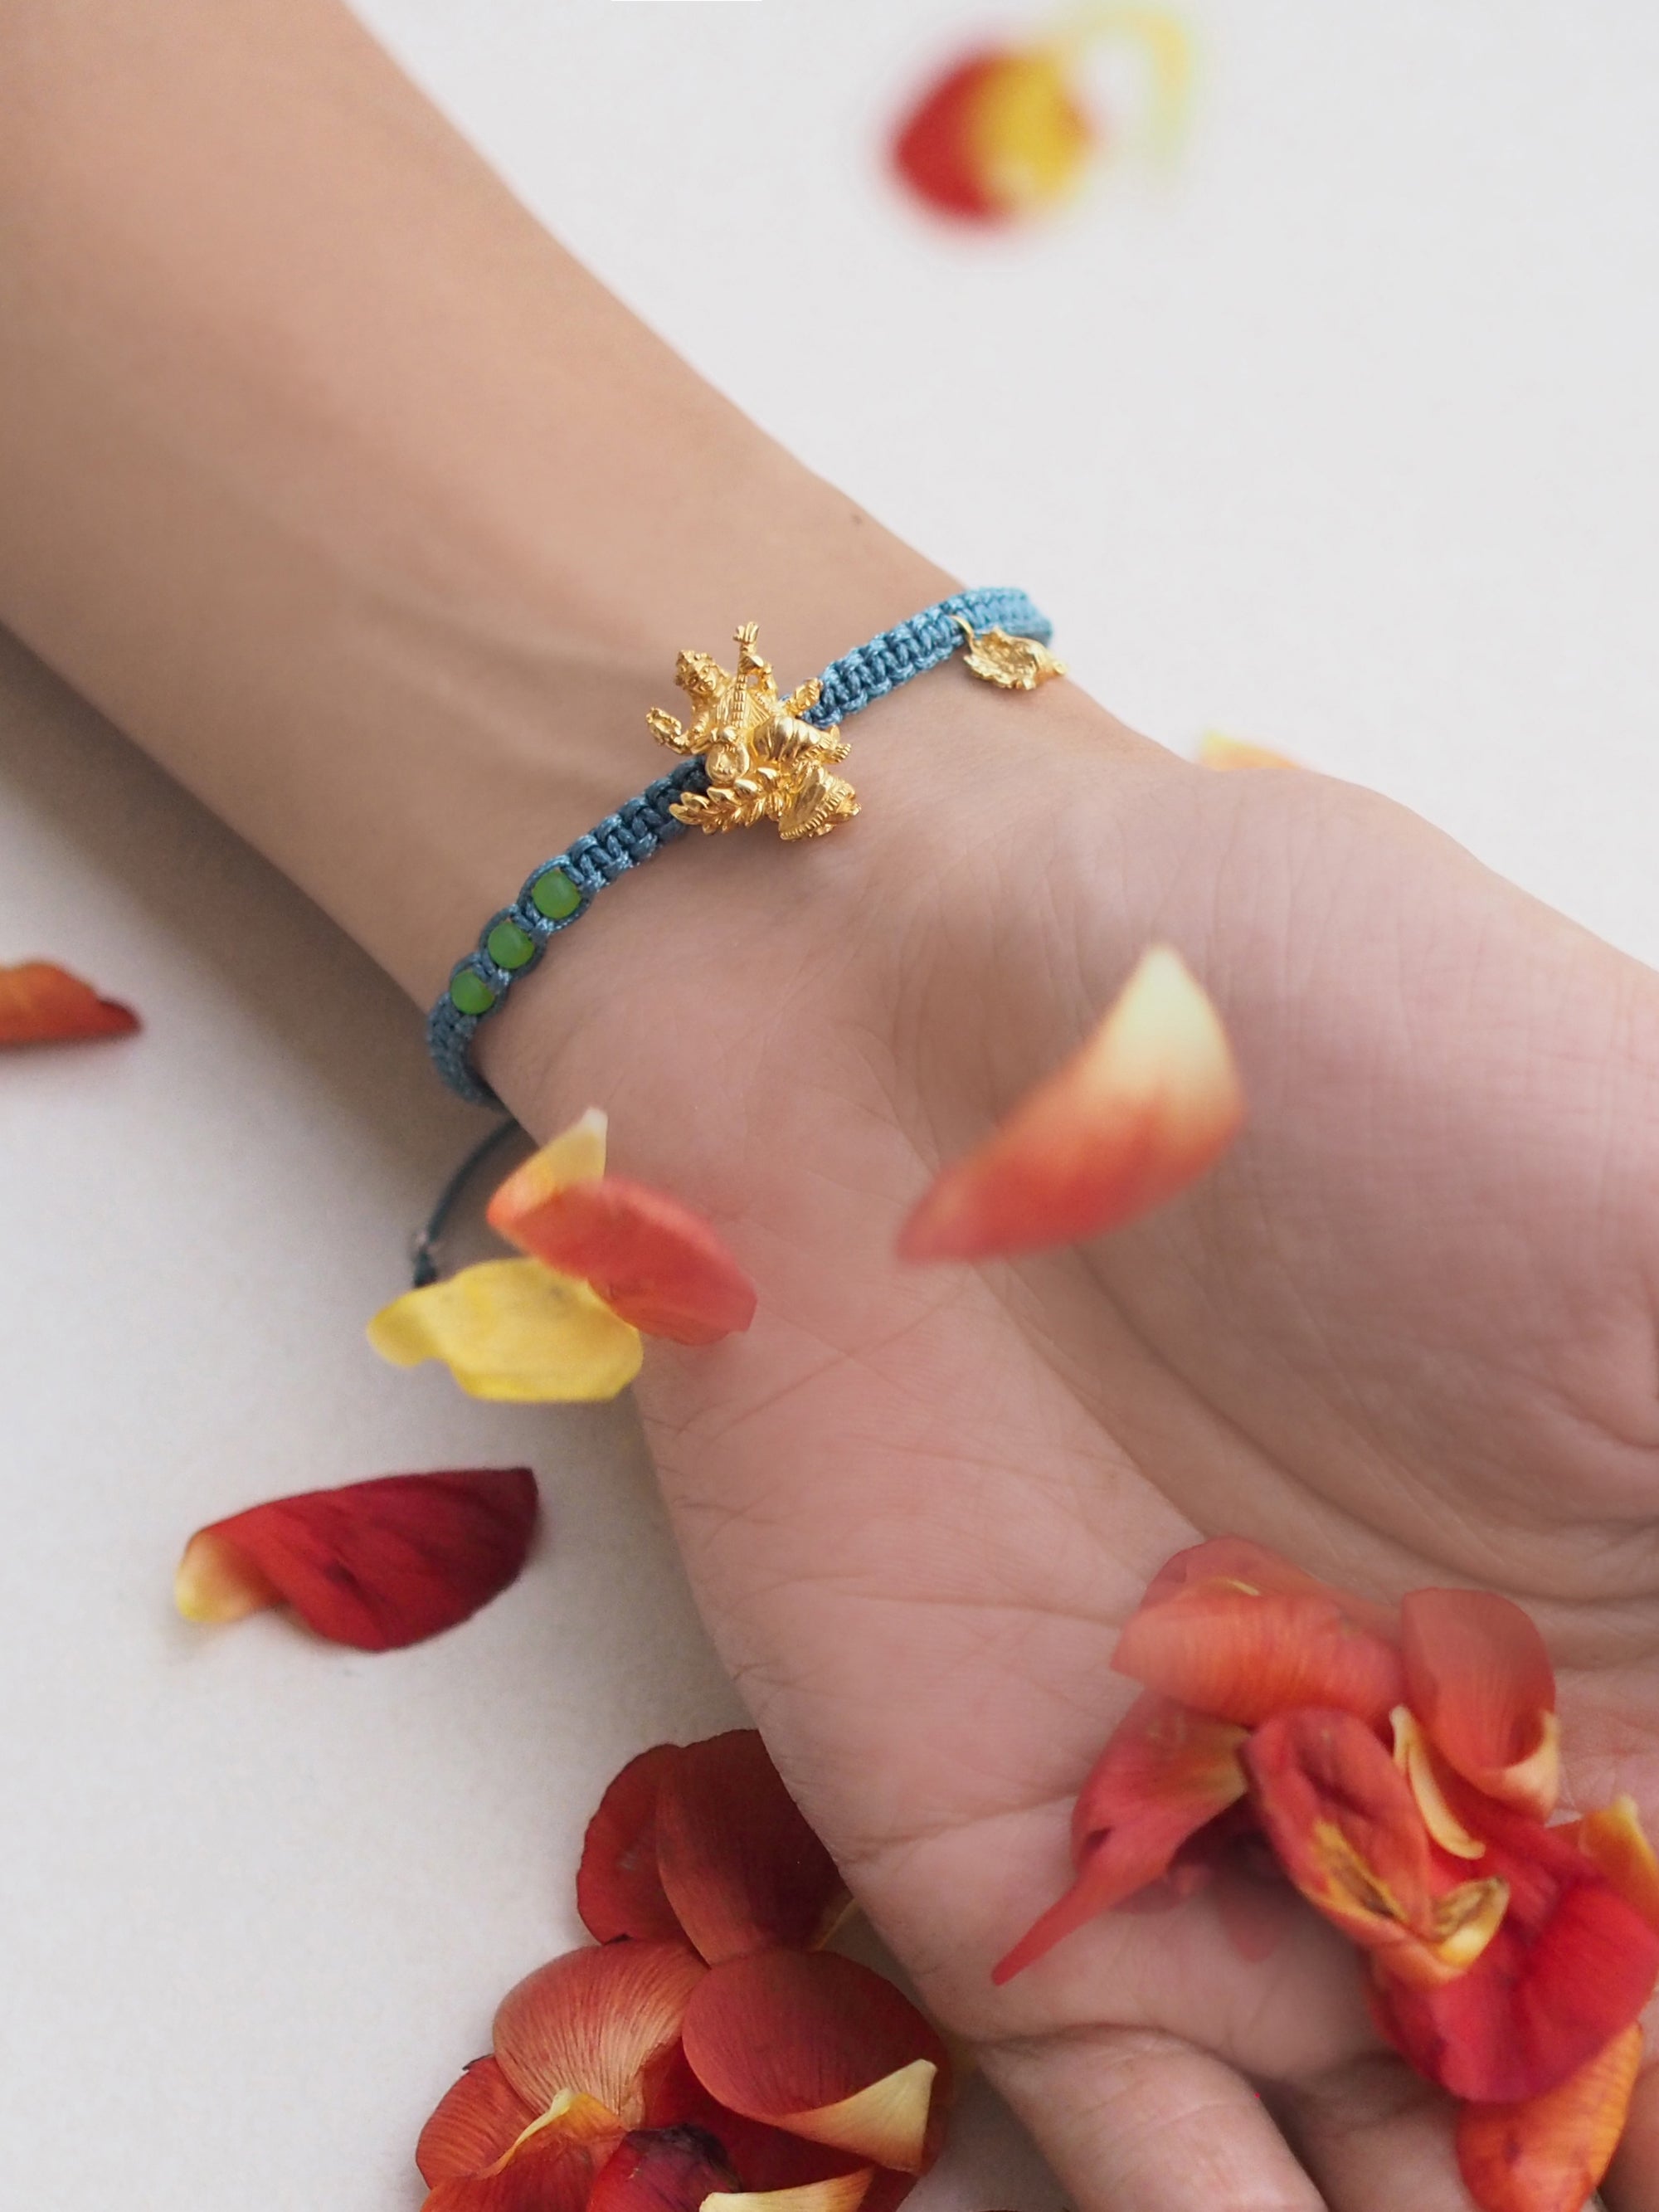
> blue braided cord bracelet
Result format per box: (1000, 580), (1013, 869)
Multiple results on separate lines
(428, 586), (1052, 1106)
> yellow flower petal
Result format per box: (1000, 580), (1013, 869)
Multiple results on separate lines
(367, 1258), (642, 1402)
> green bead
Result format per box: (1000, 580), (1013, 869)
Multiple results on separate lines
(485, 918), (536, 971)
(530, 867), (582, 921)
(449, 970), (497, 1016)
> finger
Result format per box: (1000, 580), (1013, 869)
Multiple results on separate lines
(1276, 2051), (1472, 2212)
(1604, 2057), (1659, 2211)
(985, 2024), (1326, 2212)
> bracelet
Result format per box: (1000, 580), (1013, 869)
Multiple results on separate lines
(428, 586), (1061, 1106)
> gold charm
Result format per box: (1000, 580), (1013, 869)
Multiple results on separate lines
(649, 622), (860, 841)
(953, 616), (1067, 691)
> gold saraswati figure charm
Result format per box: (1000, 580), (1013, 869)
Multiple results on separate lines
(648, 622), (859, 841)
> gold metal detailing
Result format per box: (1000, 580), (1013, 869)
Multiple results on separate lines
(649, 623), (860, 842)
(953, 616), (1068, 691)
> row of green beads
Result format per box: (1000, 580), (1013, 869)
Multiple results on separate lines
(447, 867), (583, 1015)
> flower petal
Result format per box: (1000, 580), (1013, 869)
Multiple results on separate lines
(418, 2057), (541, 2184)
(0, 959), (139, 1045)
(1244, 1709), (1507, 1985)
(1138, 1536), (1399, 1641)
(963, 48), (1094, 217)
(1569, 1798), (1659, 1931)
(704, 2177), (875, 2212)
(421, 2091), (622, 2212)
(641, 2048), (882, 2199)
(586, 2125), (739, 2210)
(578, 1744), (687, 1946)
(681, 1953), (947, 2175)
(1401, 1590), (1560, 1819)
(891, 51), (1019, 221)
(174, 1467), (538, 1651)
(654, 1732), (848, 1966)
(1456, 2024), (1642, 2212)
(1371, 1807), (1659, 2101)
(1197, 733), (1298, 772)
(1392, 1708), (1486, 1860)
(489, 1171), (757, 1347)
(491, 1108), (611, 1206)
(494, 1942), (707, 2126)
(1114, 1578), (1406, 1729)
(898, 947), (1243, 1263)
(368, 1258), (644, 1401)
(993, 1694), (1248, 1981)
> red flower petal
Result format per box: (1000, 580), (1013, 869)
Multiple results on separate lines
(587, 2126), (739, 2211)
(1243, 1710), (1507, 1985)
(681, 1952), (948, 2176)
(898, 948), (1243, 1263)
(1370, 1804), (1659, 2102)
(890, 52), (1010, 220)
(654, 1732), (848, 1966)
(643, 2046), (880, 2199)
(418, 2057), (540, 2184)
(173, 1468), (538, 1652)
(489, 1174), (756, 1346)
(0, 959), (139, 1045)
(1569, 1797), (1659, 1930)
(1401, 1590), (1560, 1820)
(493, 1942), (707, 2126)
(993, 1694), (1248, 1981)
(578, 1745), (687, 1946)
(1113, 1577), (1406, 1730)
(1456, 2024), (1642, 2212)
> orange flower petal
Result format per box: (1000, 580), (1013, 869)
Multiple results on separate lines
(1456, 2024), (1642, 2212)
(1197, 733), (1299, 772)
(577, 1744), (687, 1946)
(654, 1732), (848, 1966)
(493, 1942), (707, 2126)
(642, 2048), (881, 2200)
(587, 2126), (739, 2210)
(0, 959), (139, 1045)
(1113, 1578), (1406, 1730)
(173, 1467), (538, 1651)
(1569, 1798), (1659, 1931)
(681, 1953), (948, 2176)
(489, 1160), (756, 1347)
(993, 1693), (1248, 1981)
(421, 2092), (622, 2212)
(898, 947), (1243, 1264)
(418, 2057), (540, 2184)
(1138, 1535), (1399, 1641)
(1401, 1590), (1560, 1819)
(1244, 1709), (1507, 1984)
(1371, 1806), (1659, 2102)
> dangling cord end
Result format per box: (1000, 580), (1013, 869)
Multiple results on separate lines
(410, 1117), (520, 1288)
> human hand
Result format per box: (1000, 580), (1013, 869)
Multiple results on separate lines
(490, 674), (1659, 2211)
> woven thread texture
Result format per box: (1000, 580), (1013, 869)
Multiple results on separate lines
(430, 587), (1051, 1105)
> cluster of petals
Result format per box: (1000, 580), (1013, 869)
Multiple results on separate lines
(0, 958), (139, 1045)
(368, 1110), (757, 1403)
(418, 1730), (949, 2212)
(174, 1466), (540, 1650)
(996, 1536), (1659, 2212)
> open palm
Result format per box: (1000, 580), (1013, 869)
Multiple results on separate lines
(494, 680), (1659, 2211)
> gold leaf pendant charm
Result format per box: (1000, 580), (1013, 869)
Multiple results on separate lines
(649, 622), (860, 841)
(953, 616), (1068, 691)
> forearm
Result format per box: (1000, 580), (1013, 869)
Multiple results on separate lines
(0, 0), (951, 1003)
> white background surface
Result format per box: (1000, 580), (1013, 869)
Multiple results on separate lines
(3, 3), (1658, 2205)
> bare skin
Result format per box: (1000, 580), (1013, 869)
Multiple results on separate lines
(5, 4), (1659, 2206)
